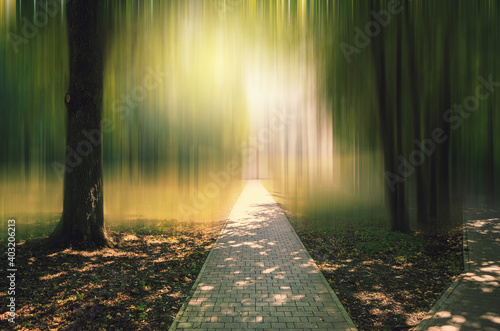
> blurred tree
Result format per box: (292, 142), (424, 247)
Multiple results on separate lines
(404, 2), (429, 227)
(370, 0), (410, 233)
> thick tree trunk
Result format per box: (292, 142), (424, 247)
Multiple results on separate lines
(48, 0), (111, 250)
(371, 2), (410, 234)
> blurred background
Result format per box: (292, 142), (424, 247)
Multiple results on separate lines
(1, 0), (498, 240)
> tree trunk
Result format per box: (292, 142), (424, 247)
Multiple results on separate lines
(394, 12), (410, 233)
(429, 142), (438, 222)
(437, 15), (452, 226)
(488, 103), (495, 204)
(370, 2), (392, 231)
(405, 1), (429, 227)
(48, 0), (111, 250)
(371, 1), (410, 234)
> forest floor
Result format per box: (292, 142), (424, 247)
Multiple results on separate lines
(1, 214), (463, 331)
(0, 221), (225, 330)
(283, 209), (464, 331)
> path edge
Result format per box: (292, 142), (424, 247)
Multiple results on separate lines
(168, 219), (231, 331)
(281, 212), (358, 330)
(412, 210), (470, 331)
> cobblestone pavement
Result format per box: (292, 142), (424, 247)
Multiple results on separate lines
(417, 207), (500, 331)
(170, 180), (356, 331)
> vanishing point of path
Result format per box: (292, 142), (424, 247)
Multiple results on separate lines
(416, 207), (500, 331)
(170, 180), (356, 331)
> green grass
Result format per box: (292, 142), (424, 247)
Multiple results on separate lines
(354, 230), (426, 256)
(0, 213), (222, 244)
(0, 213), (60, 243)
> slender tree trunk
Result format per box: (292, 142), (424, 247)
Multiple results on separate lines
(487, 17), (496, 205)
(24, 121), (30, 179)
(425, 9), (438, 226)
(449, 8), (464, 226)
(128, 121), (134, 180)
(429, 143), (438, 222)
(48, 0), (111, 250)
(405, 2), (429, 227)
(395, 12), (410, 233)
(370, 2), (396, 233)
(488, 104), (495, 204)
(437, 17), (452, 226)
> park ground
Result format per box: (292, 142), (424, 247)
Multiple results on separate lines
(1, 215), (462, 330)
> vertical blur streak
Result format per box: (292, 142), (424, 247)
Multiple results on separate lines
(1, 1), (499, 240)
(101, 0), (250, 224)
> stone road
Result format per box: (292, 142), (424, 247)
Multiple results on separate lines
(170, 180), (356, 331)
(416, 207), (500, 330)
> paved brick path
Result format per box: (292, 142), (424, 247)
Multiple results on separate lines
(170, 180), (356, 330)
(417, 207), (500, 331)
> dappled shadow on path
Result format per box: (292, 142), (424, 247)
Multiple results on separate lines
(423, 207), (500, 331)
(175, 181), (354, 330)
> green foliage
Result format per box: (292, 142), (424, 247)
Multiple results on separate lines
(0, 0), (497, 245)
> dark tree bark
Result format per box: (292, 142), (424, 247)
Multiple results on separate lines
(426, 3), (438, 224)
(394, 11), (410, 233)
(48, 0), (111, 250)
(437, 14), (452, 225)
(448, 8), (464, 226)
(488, 103), (495, 204)
(428, 133), (438, 222)
(487, 38), (495, 205)
(370, 2), (393, 231)
(405, 2), (429, 227)
(371, 1), (410, 233)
